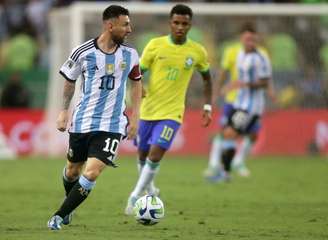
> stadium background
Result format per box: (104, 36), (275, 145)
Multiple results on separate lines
(0, 1), (327, 240)
(0, 0), (327, 158)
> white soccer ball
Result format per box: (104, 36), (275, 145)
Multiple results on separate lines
(133, 195), (164, 225)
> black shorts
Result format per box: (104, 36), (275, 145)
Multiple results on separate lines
(67, 131), (122, 167)
(227, 109), (259, 135)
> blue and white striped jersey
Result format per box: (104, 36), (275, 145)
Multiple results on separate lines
(60, 38), (141, 135)
(233, 49), (272, 116)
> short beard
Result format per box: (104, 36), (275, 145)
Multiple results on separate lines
(112, 35), (124, 45)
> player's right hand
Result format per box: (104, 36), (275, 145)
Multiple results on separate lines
(56, 110), (69, 132)
(202, 110), (212, 127)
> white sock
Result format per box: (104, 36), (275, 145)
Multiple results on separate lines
(131, 159), (160, 198)
(208, 135), (222, 169)
(137, 159), (157, 194)
(137, 159), (145, 175)
(233, 137), (252, 168)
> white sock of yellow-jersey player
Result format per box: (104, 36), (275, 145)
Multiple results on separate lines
(208, 135), (222, 170)
(131, 158), (160, 198)
(232, 137), (252, 168)
(137, 159), (157, 194)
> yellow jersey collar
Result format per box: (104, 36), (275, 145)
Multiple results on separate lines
(168, 35), (188, 46)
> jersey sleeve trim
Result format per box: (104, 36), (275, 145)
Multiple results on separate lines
(140, 64), (148, 71)
(129, 76), (142, 81)
(59, 70), (76, 82)
(199, 68), (210, 74)
(70, 39), (94, 62)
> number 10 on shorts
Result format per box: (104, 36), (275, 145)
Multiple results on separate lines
(103, 138), (119, 154)
(160, 125), (174, 141)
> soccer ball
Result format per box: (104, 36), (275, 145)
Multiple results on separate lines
(133, 195), (164, 225)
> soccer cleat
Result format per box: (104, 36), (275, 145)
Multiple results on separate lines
(236, 166), (251, 177)
(203, 167), (220, 179)
(125, 195), (138, 216)
(47, 215), (63, 230)
(234, 164), (251, 177)
(204, 167), (231, 183)
(62, 212), (73, 225)
(203, 167), (213, 178)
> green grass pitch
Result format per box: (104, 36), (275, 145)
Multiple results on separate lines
(0, 155), (327, 240)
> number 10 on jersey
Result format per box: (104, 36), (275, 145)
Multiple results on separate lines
(166, 67), (179, 81)
(99, 75), (115, 90)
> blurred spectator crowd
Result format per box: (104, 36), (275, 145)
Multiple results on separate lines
(0, 0), (327, 109)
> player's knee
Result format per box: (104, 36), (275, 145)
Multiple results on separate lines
(148, 151), (164, 162)
(65, 164), (82, 180)
(148, 146), (166, 162)
(138, 150), (149, 161)
(222, 127), (238, 139)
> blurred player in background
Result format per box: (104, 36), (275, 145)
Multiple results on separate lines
(204, 23), (273, 182)
(125, 4), (212, 215)
(47, 5), (142, 230)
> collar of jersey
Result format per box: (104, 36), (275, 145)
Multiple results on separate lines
(168, 35), (188, 46)
(94, 37), (119, 55)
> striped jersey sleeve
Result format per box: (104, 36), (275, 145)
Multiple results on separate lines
(257, 53), (272, 79)
(59, 40), (94, 81)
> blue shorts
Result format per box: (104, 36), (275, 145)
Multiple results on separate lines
(134, 119), (180, 152)
(219, 102), (261, 134)
(219, 102), (235, 127)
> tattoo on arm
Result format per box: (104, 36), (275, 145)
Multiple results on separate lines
(62, 80), (75, 110)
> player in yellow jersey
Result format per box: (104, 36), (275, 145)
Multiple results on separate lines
(125, 4), (212, 215)
(204, 23), (275, 182)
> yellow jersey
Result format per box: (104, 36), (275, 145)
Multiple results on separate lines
(140, 35), (210, 123)
(221, 43), (268, 103)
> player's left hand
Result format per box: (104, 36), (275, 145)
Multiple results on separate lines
(127, 117), (138, 140)
(56, 110), (69, 132)
(202, 110), (212, 127)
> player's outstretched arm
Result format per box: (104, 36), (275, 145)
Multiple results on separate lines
(246, 78), (269, 90)
(127, 80), (142, 139)
(218, 69), (233, 97)
(56, 80), (75, 132)
(201, 71), (213, 127)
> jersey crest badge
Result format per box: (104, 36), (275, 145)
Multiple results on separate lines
(120, 61), (127, 70)
(185, 56), (194, 69)
(106, 64), (115, 74)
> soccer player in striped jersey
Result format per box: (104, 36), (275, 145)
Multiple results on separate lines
(205, 23), (272, 182)
(125, 4), (212, 215)
(205, 24), (275, 179)
(47, 5), (142, 230)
